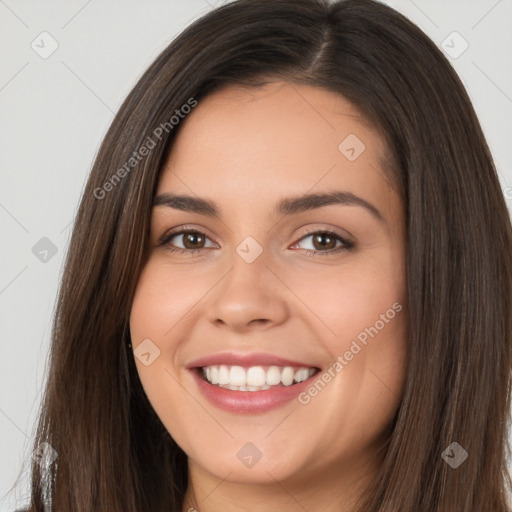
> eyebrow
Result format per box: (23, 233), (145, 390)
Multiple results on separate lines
(153, 190), (385, 223)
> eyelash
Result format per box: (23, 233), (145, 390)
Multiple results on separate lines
(158, 227), (355, 257)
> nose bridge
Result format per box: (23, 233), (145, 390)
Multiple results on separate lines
(231, 236), (270, 285)
(205, 236), (289, 330)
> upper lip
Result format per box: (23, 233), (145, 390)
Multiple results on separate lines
(186, 352), (318, 369)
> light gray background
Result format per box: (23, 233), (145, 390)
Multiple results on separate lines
(1, 0), (511, 509)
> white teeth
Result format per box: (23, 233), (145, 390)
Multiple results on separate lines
(201, 365), (316, 390)
(294, 368), (310, 383)
(266, 366), (281, 385)
(218, 365), (229, 385)
(229, 366), (246, 386)
(247, 366), (266, 387)
(281, 367), (295, 386)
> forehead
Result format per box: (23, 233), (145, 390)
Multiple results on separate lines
(166, 80), (382, 159)
(156, 81), (397, 222)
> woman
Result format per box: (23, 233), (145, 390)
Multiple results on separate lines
(14, 0), (512, 510)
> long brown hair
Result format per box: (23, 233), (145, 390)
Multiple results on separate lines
(13, 0), (512, 510)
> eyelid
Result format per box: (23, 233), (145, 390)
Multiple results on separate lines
(291, 227), (354, 254)
(158, 224), (219, 247)
(294, 225), (354, 244)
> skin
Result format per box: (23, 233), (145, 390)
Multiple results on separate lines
(129, 80), (408, 512)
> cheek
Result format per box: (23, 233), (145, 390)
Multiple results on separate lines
(284, 255), (408, 424)
(129, 260), (208, 342)
(128, 264), (193, 438)
(283, 259), (406, 349)
(128, 259), (218, 401)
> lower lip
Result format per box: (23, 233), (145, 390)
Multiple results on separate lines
(189, 368), (319, 414)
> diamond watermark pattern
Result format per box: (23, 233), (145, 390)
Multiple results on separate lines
(441, 31), (469, 59)
(237, 442), (262, 468)
(33, 442), (58, 468)
(441, 442), (468, 468)
(236, 236), (263, 263)
(32, 237), (58, 263)
(338, 134), (366, 161)
(31, 31), (59, 59)
(134, 338), (161, 366)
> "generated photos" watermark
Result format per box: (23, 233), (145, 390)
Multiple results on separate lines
(298, 301), (403, 405)
(93, 97), (198, 200)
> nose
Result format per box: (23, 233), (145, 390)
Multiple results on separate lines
(205, 248), (289, 333)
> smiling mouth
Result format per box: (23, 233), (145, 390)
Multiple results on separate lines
(195, 364), (321, 392)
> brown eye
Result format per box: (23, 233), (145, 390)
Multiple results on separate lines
(160, 229), (216, 255)
(182, 231), (206, 249)
(292, 230), (354, 256)
(311, 232), (337, 251)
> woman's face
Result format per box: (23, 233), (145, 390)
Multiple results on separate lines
(130, 81), (408, 502)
